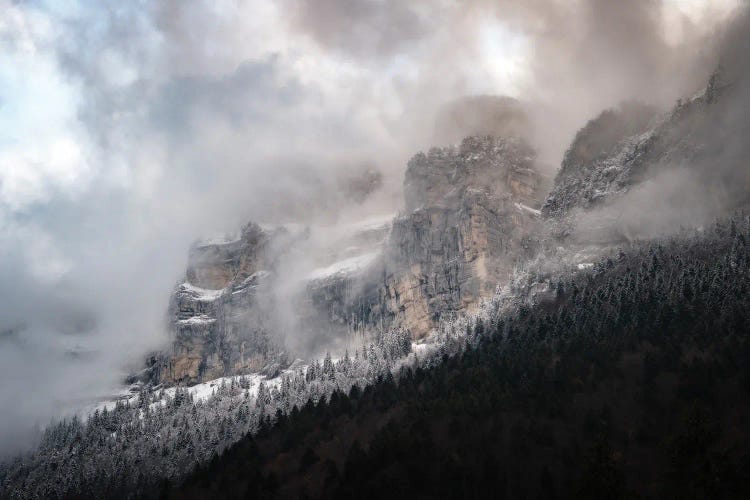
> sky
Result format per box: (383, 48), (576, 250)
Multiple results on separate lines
(0, 0), (743, 455)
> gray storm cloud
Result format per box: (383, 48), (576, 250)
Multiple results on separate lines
(283, 0), (427, 57)
(0, 0), (744, 456)
(285, 0), (736, 163)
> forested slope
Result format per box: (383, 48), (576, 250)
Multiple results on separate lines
(171, 214), (750, 499)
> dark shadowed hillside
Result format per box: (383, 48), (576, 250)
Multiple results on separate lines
(168, 213), (750, 500)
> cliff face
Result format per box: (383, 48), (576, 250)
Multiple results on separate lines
(155, 134), (544, 384)
(151, 59), (750, 386)
(375, 136), (543, 337)
(542, 69), (748, 225)
(158, 217), (394, 385)
(158, 224), (297, 384)
(185, 224), (273, 290)
(301, 136), (544, 340)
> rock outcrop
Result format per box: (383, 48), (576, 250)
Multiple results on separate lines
(542, 68), (748, 227)
(185, 223), (273, 290)
(153, 133), (545, 384)
(542, 101), (658, 219)
(374, 136), (544, 337)
(157, 217), (393, 385)
(305, 136), (545, 339)
(158, 224), (289, 385)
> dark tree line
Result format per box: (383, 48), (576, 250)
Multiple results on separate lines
(170, 214), (750, 499)
(3, 214), (750, 499)
(0, 330), (413, 500)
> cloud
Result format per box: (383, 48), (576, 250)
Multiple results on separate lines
(0, 0), (743, 456)
(282, 0), (426, 58)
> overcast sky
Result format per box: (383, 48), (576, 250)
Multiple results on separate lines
(0, 0), (741, 455)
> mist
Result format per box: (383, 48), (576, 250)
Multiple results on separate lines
(0, 0), (743, 456)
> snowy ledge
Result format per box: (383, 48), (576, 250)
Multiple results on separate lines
(179, 282), (225, 300)
(177, 314), (216, 326)
(306, 251), (380, 281)
(514, 202), (541, 217)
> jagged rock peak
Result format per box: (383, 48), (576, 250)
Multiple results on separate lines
(541, 101), (659, 219)
(186, 222), (306, 290)
(404, 135), (542, 212)
(542, 64), (749, 226)
(556, 101), (659, 184)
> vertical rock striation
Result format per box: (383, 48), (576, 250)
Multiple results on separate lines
(374, 136), (544, 337)
(158, 224), (300, 385)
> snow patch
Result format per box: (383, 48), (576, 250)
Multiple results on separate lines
(307, 251), (379, 281)
(93, 363), (310, 417)
(515, 202), (541, 217)
(345, 213), (395, 232)
(194, 232), (242, 248)
(179, 282), (224, 300)
(177, 314), (216, 326)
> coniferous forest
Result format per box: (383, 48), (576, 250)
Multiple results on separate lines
(152, 215), (750, 498)
(2, 211), (750, 500)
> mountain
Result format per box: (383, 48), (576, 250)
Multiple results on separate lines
(171, 214), (750, 499)
(544, 66), (749, 234)
(382, 135), (544, 336)
(151, 134), (546, 385)
(155, 61), (749, 389)
(3, 51), (750, 499)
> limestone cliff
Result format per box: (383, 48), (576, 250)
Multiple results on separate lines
(375, 136), (544, 337)
(157, 223), (306, 384)
(157, 217), (393, 385)
(290, 136), (545, 340)
(151, 59), (750, 385)
(153, 133), (544, 385)
(185, 223), (273, 290)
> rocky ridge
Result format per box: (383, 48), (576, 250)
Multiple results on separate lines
(543, 68), (746, 225)
(153, 133), (545, 385)
(375, 136), (544, 337)
(155, 217), (393, 384)
(154, 64), (749, 387)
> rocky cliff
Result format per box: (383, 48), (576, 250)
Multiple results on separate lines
(153, 132), (545, 385)
(156, 216), (395, 385)
(301, 135), (545, 340)
(542, 67), (749, 232)
(373, 136), (544, 337)
(156, 224), (300, 384)
(154, 65), (747, 386)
